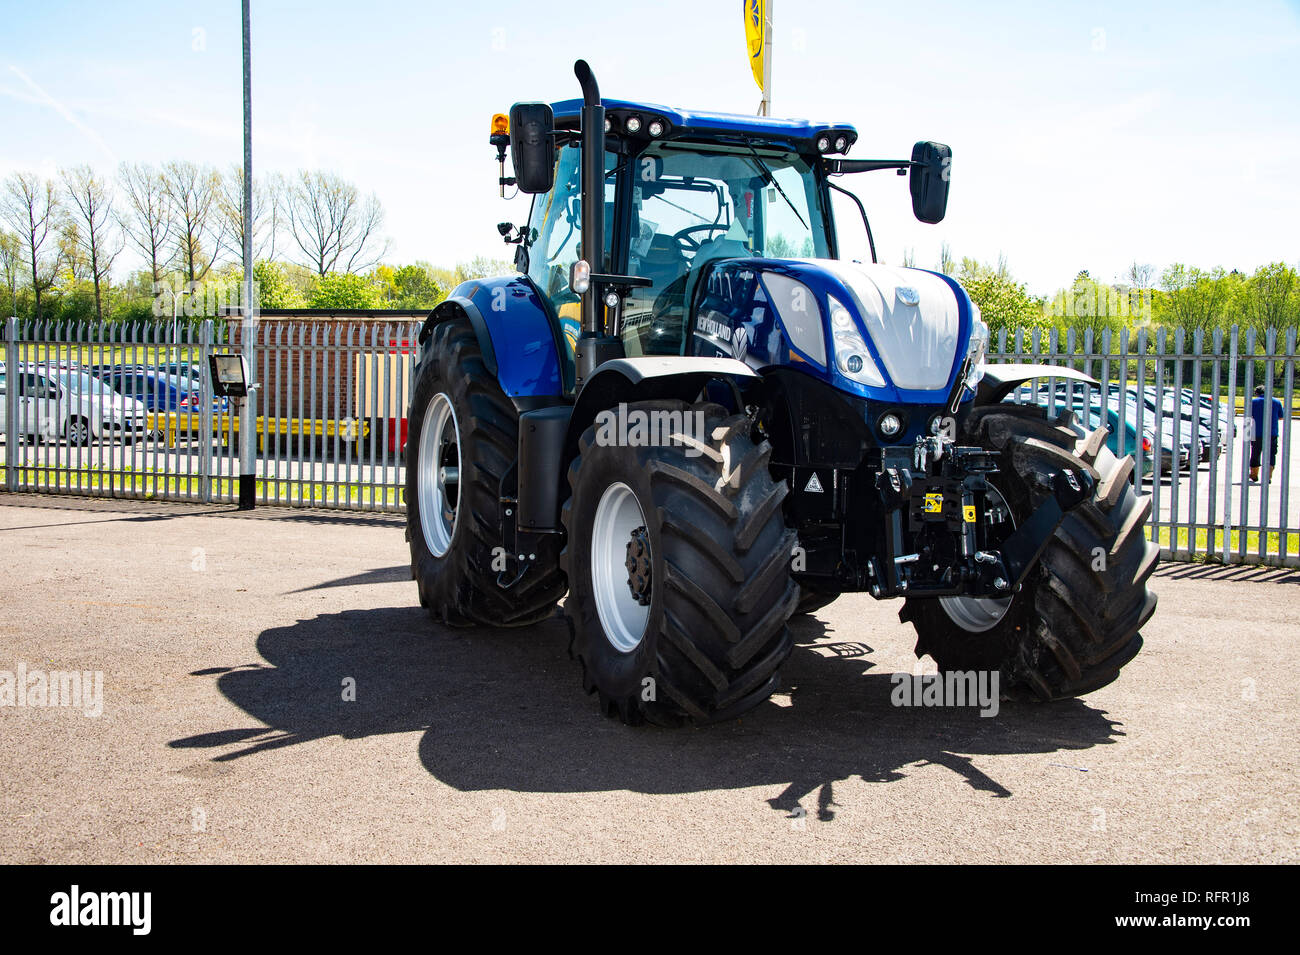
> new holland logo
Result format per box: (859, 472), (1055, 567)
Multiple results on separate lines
(804, 472), (824, 493)
(897, 286), (920, 307)
(732, 324), (751, 361)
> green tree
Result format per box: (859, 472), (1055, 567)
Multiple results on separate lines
(956, 257), (1046, 335)
(389, 263), (444, 309)
(253, 259), (306, 309)
(0, 229), (22, 317)
(1047, 271), (1137, 341)
(1242, 262), (1298, 332)
(454, 256), (513, 284)
(1155, 263), (1232, 337)
(307, 272), (379, 309)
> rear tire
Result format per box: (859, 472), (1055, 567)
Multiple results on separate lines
(405, 316), (565, 627)
(560, 400), (797, 725)
(903, 404), (1158, 701)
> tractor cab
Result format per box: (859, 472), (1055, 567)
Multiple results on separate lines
(521, 101), (846, 364)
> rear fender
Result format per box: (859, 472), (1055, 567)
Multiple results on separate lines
(418, 276), (568, 403)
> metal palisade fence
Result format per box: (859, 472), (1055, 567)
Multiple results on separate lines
(2, 317), (1297, 566)
(2, 316), (420, 513)
(988, 324), (1297, 568)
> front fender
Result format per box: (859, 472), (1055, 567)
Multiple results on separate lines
(975, 362), (1099, 405)
(564, 356), (759, 466)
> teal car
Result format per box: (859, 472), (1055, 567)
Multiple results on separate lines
(1040, 399), (1175, 477)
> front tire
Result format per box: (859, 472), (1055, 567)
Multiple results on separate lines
(405, 316), (565, 627)
(904, 404), (1158, 701)
(560, 401), (798, 725)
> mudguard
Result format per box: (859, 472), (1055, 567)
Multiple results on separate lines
(419, 276), (568, 401)
(512, 357), (761, 534)
(976, 363), (1099, 405)
(561, 356), (759, 480)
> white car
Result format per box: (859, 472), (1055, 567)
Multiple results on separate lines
(0, 365), (149, 444)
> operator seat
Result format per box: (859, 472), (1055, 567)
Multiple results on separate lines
(682, 236), (752, 315)
(635, 232), (689, 290)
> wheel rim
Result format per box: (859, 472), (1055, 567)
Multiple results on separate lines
(938, 484), (1016, 633)
(417, 392), (460, 558)
(591, 482), (650, 653)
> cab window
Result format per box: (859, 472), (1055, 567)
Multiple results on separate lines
(622, 142), (827, 357)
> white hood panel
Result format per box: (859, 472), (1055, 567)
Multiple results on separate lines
(816, 262), (961, 391)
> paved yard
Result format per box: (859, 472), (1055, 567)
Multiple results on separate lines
(0, 493), (1295, 863)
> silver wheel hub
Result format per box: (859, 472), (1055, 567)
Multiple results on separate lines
(417, 392), (460, 557)
(591, 482), (650, 653)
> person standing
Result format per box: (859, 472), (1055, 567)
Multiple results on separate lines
(1249, 384), (1285, 482)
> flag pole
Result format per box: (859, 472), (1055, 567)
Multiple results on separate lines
(760, 1), (774, 116)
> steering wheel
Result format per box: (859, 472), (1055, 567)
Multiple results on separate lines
(672, 223), (729, 253)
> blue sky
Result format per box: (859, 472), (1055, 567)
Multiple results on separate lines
(2, 0), (1297, 293)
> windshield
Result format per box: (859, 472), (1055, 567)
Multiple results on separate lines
(623, 142), (828, 356)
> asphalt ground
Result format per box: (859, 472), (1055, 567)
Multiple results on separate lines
(0, 493), (1295, 863)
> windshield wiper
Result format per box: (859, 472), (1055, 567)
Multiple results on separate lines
(744, 143), (807, 231)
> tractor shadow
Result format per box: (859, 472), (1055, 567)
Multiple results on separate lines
(171, 604), (1125, 819)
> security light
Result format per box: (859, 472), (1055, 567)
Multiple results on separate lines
(209, 353), (249, 398)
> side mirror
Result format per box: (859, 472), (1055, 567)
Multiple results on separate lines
(909, 141), (951, 224)
(509, 102), (555, 194)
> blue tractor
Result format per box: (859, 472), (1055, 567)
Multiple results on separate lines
(405, 61), (1157, 725)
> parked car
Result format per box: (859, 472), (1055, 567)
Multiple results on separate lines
(1102, 385), (1217, 462)
(1180, 388), (1236, 441)
(156, 361), (204, 385)
(1039, 399), (1178, 477)
(93, 368), (228, 413)
(0, 365), (148, 444)
(1013, 381), (1197, 472)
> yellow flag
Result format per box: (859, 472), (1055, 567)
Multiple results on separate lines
(745, 0), (765, 92)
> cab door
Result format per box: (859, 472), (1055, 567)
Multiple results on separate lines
(522, 142), (618, 388)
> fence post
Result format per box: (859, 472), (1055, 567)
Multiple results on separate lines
(4, 317), (18, 492)
(200, 319), (214, 503)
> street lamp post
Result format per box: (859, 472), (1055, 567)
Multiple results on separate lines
(238, 0), (257, 509)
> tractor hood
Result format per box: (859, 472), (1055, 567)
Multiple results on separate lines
(695, 258), (984, 403)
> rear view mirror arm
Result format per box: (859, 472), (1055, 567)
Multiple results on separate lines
(825, 159), (916, 175)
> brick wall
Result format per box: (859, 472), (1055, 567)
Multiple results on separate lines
(223, 309), (423, 432)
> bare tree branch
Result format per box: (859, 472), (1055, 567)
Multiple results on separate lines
(161, 160), (221, 285)
(286, 170), (387, 275)
(1, 172), (63, 322)
(62, 164), (122, 322)
(117, 162), (173, 285)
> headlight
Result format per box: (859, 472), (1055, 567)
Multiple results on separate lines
(827, 296), (886, 388)
(966, 303), (988, 388)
